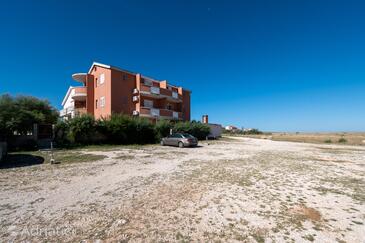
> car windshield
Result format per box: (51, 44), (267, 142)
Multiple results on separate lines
(182, 133), (194, 138)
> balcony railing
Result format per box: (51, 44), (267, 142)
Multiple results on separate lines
(60, 107), (87, 117)
(74, 108), (87, 116)
(139, 84), (182, 100)
(139, 107), (182, 120)
(71, 87), (87, 100)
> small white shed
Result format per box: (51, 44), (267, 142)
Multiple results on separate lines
(207, 124), (223, 139)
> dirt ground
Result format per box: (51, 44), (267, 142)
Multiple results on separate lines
(0, 137), (364, 242)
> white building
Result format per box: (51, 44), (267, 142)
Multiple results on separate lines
(60, 86), (87, 120)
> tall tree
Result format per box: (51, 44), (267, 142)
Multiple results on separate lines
(0, 94), (58, 139)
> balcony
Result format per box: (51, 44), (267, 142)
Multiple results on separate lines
(139, 84), (182, 101)
(60, 107), (87, 119)
(72, 73), (87, 83)
(71, 87), (87, 101)
(139, 107), (182, 120)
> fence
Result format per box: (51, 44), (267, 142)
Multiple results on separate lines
(7, 124), (53, 150)
(0, 142), (7, 161)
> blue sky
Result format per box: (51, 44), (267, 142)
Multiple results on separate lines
(1, 0), (364, 132)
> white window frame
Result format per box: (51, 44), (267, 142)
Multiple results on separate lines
(100, 96), (105, 107)
(99, 73), (105, 85)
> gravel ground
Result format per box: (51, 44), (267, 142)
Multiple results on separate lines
(0, 137), (364, 242)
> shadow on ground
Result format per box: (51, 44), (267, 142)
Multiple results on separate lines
(0, 154), (45, 169)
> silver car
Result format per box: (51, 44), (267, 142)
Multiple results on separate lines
(161, 133), (198, 148)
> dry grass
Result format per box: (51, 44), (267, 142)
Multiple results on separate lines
(290, 205), (322, 222)
(240, 132), (365, 146)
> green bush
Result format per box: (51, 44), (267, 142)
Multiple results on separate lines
(243, 128), (263, 135)
(173, 121), (210, 140)
(67, 115), (97, 144)
(155, 119), (173, 140)
(324, 139), (332, 143)
(222, 128), (264, 135)
(54, 120), (71, 147)
(338, 138), (347, 143)
(54, 115), (211, 147)
(97, 114), (131, 144)
(133, 118), (156, 144)
(97, 114), (155, 144)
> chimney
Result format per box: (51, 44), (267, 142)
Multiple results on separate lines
(202, 115), (208, 124)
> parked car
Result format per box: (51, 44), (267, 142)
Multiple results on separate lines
(161, 133), (198, 148)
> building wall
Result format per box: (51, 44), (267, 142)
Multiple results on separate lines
(63, 89), (75, 110)
(89, 66), (112, 119)
(182, 90), (191, 121)
(86, 74), (95, 115)
(111, 69), (137, 115)
(67, 64), (191, 122)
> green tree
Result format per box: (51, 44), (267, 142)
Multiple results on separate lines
(0, 94), (58, 138)
(173, 121), (210, 140)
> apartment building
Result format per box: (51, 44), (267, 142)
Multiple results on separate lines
(61, 62), (191, 121)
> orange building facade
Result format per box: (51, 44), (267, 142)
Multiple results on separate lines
(61, 62), (191, 121)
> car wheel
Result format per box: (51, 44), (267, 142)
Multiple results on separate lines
(161, 140), (165, 146)
(178, 142), (184, 148)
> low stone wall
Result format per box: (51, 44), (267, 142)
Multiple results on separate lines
(0, 142), (7, 162)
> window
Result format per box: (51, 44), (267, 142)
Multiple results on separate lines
(144, 79), (153, 86)
(95, 99), (98, 109)
(167, 103), (172, 110)
(173, 111), (178, 119)
(99, 73), (105, 84)
(95, 78), (98, 87)
(100, 96), (105, 107)
(150, 86), (160, 94)
(182, 133), (194, 138)
(144, 99), (153, 108)
(172, 91), (178, 99)
(123, 74), (127, 81)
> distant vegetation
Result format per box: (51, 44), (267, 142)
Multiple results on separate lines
(270, 133), (363, 145)
(242, 128), (264, 135)
(338, 138), (347, 143)
(223, 128), (265, 135)
(325, 137), (347, 144)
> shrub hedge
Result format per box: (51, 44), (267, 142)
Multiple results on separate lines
(55, 114), (210, 147)
(173, 121), (211, 140)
